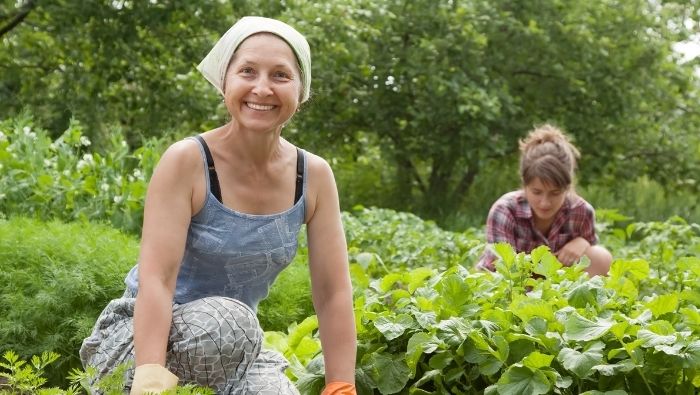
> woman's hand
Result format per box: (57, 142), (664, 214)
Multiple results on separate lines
(555, 237), (590, 267)
(130, 364), (178, 395)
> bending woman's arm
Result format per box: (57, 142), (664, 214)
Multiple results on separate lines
(305, 156), (356, 388)
(133, 141), (198, 367)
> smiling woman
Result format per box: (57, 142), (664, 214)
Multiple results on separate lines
(477, 124), (613, 277)
(78, 16), (356, 395)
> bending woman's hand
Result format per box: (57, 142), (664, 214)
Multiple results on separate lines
(130, 364), (178, 395)
(322, 382), (357, 395)
(555, 237), (590, 267)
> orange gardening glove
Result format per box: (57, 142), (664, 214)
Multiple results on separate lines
(321, 382), (356, 395)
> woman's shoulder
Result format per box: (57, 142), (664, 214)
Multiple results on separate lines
(298, 147), (333, 179)
(152, 137), (203, 177)
(487, 190), (526, 218)
(567, 193), (595, 213)
(161, 137), (202, 161)
(492, 190), (525, 209)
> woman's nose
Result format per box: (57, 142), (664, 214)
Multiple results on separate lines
(252, 77), (273, 96)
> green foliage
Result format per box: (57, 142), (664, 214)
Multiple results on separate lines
(0, 217), (139, 386)
(581, 175), (700, 225)
(0, 114), (164, 234)
(272, 211), (700, 395)
(0, 1), (232, 143)
(284, 0), (700, 220)
(2, 206), (700, 393)
(0, 351), (213, 395)
(258, 233), (314, 332)
(0, 350), (68, 395)
(4, 0), (700, 222)
(344, 206), (484, 275)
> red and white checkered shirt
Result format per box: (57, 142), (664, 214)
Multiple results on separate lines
(477, 190), (598, 271)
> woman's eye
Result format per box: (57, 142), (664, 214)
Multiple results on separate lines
(240, 67), (255, 75)
(274, 71), (291, 80)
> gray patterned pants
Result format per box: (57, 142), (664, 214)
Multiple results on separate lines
(80, 290), (299, 394)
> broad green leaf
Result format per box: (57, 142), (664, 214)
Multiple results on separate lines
(524, 317), (548, 336)
(407, 267), (435, 293)
(497, 366), (551, 395)
(677, 257), (700, 277)
(644, 293), (679, 318)
(646, 319), (676, 334)
(494, 242), (516, 266)
(379, 273), (403, 292)
(533, 248), (561, 277)
(287, 316), (318, 350)
(510, 297), (555, 323)
(364, 352), (411, 395)
(591, 359), (636, 376)
(262, 331), (287, 353)
(657, 341), (700, 368)
(349, 263), (370, 289)
(413, 310), (438, 329)
(493, 335), (510, 362)
(522, 351), (555, 369)
(580, 391), (629, 395)
(557, 342), (604, 378)
(566, 282), (598, 308)
(530, 245), (550, 264)
(406, 332), (440, 374)
(294, 337), (321, 360)
(564, 313), (613, 341)
(680, 306), (700, 330)
(412, 369), (442, 388)
(609, 259), (649, 281)
(374, 314), (415, 341)
(428, 351), (453, 370)
(436, 318), (471, 347)
(463, 336), (493, 364)
(609, 321), (631, 340)
(478, 356), (504, 376)
(637, 329), (676, 347)
(440, 274), (470, 308)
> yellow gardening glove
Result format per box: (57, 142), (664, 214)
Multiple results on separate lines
(321, 381), (356, 395)
(130, 364), (179, 395)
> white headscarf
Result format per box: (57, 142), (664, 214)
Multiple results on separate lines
(197, 16), (311, 103)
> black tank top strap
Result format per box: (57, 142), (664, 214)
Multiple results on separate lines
(193, 135), (222, 203)
(294, 148), (304, 204)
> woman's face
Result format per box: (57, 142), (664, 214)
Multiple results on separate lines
(223, 33), (301, 132)
(524, 177), (568, 222)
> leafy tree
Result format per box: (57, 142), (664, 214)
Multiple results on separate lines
(2, 0), (699, 221)
(283, 0), (700, 219)
(0, 0), (234, 145)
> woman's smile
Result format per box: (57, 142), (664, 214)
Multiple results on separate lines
(245, 102), (276, 111)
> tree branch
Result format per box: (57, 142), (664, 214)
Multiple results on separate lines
(0, 0), (37, 38)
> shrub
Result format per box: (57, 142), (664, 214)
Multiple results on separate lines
(258, 239), (314, 332)
(0, 114), (165, 234)
(0, 217), (138, 386)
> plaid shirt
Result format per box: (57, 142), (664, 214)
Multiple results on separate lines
(477, 190), (598, 271)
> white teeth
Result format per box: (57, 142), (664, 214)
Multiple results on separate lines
(246, 102), (275, 111)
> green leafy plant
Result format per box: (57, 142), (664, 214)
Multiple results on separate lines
(0, 351), (213, 395)
(0, 114), (165, 234)
(0, 217), (140, 386)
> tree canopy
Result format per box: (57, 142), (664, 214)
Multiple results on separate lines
(2, 0), (699, 220)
